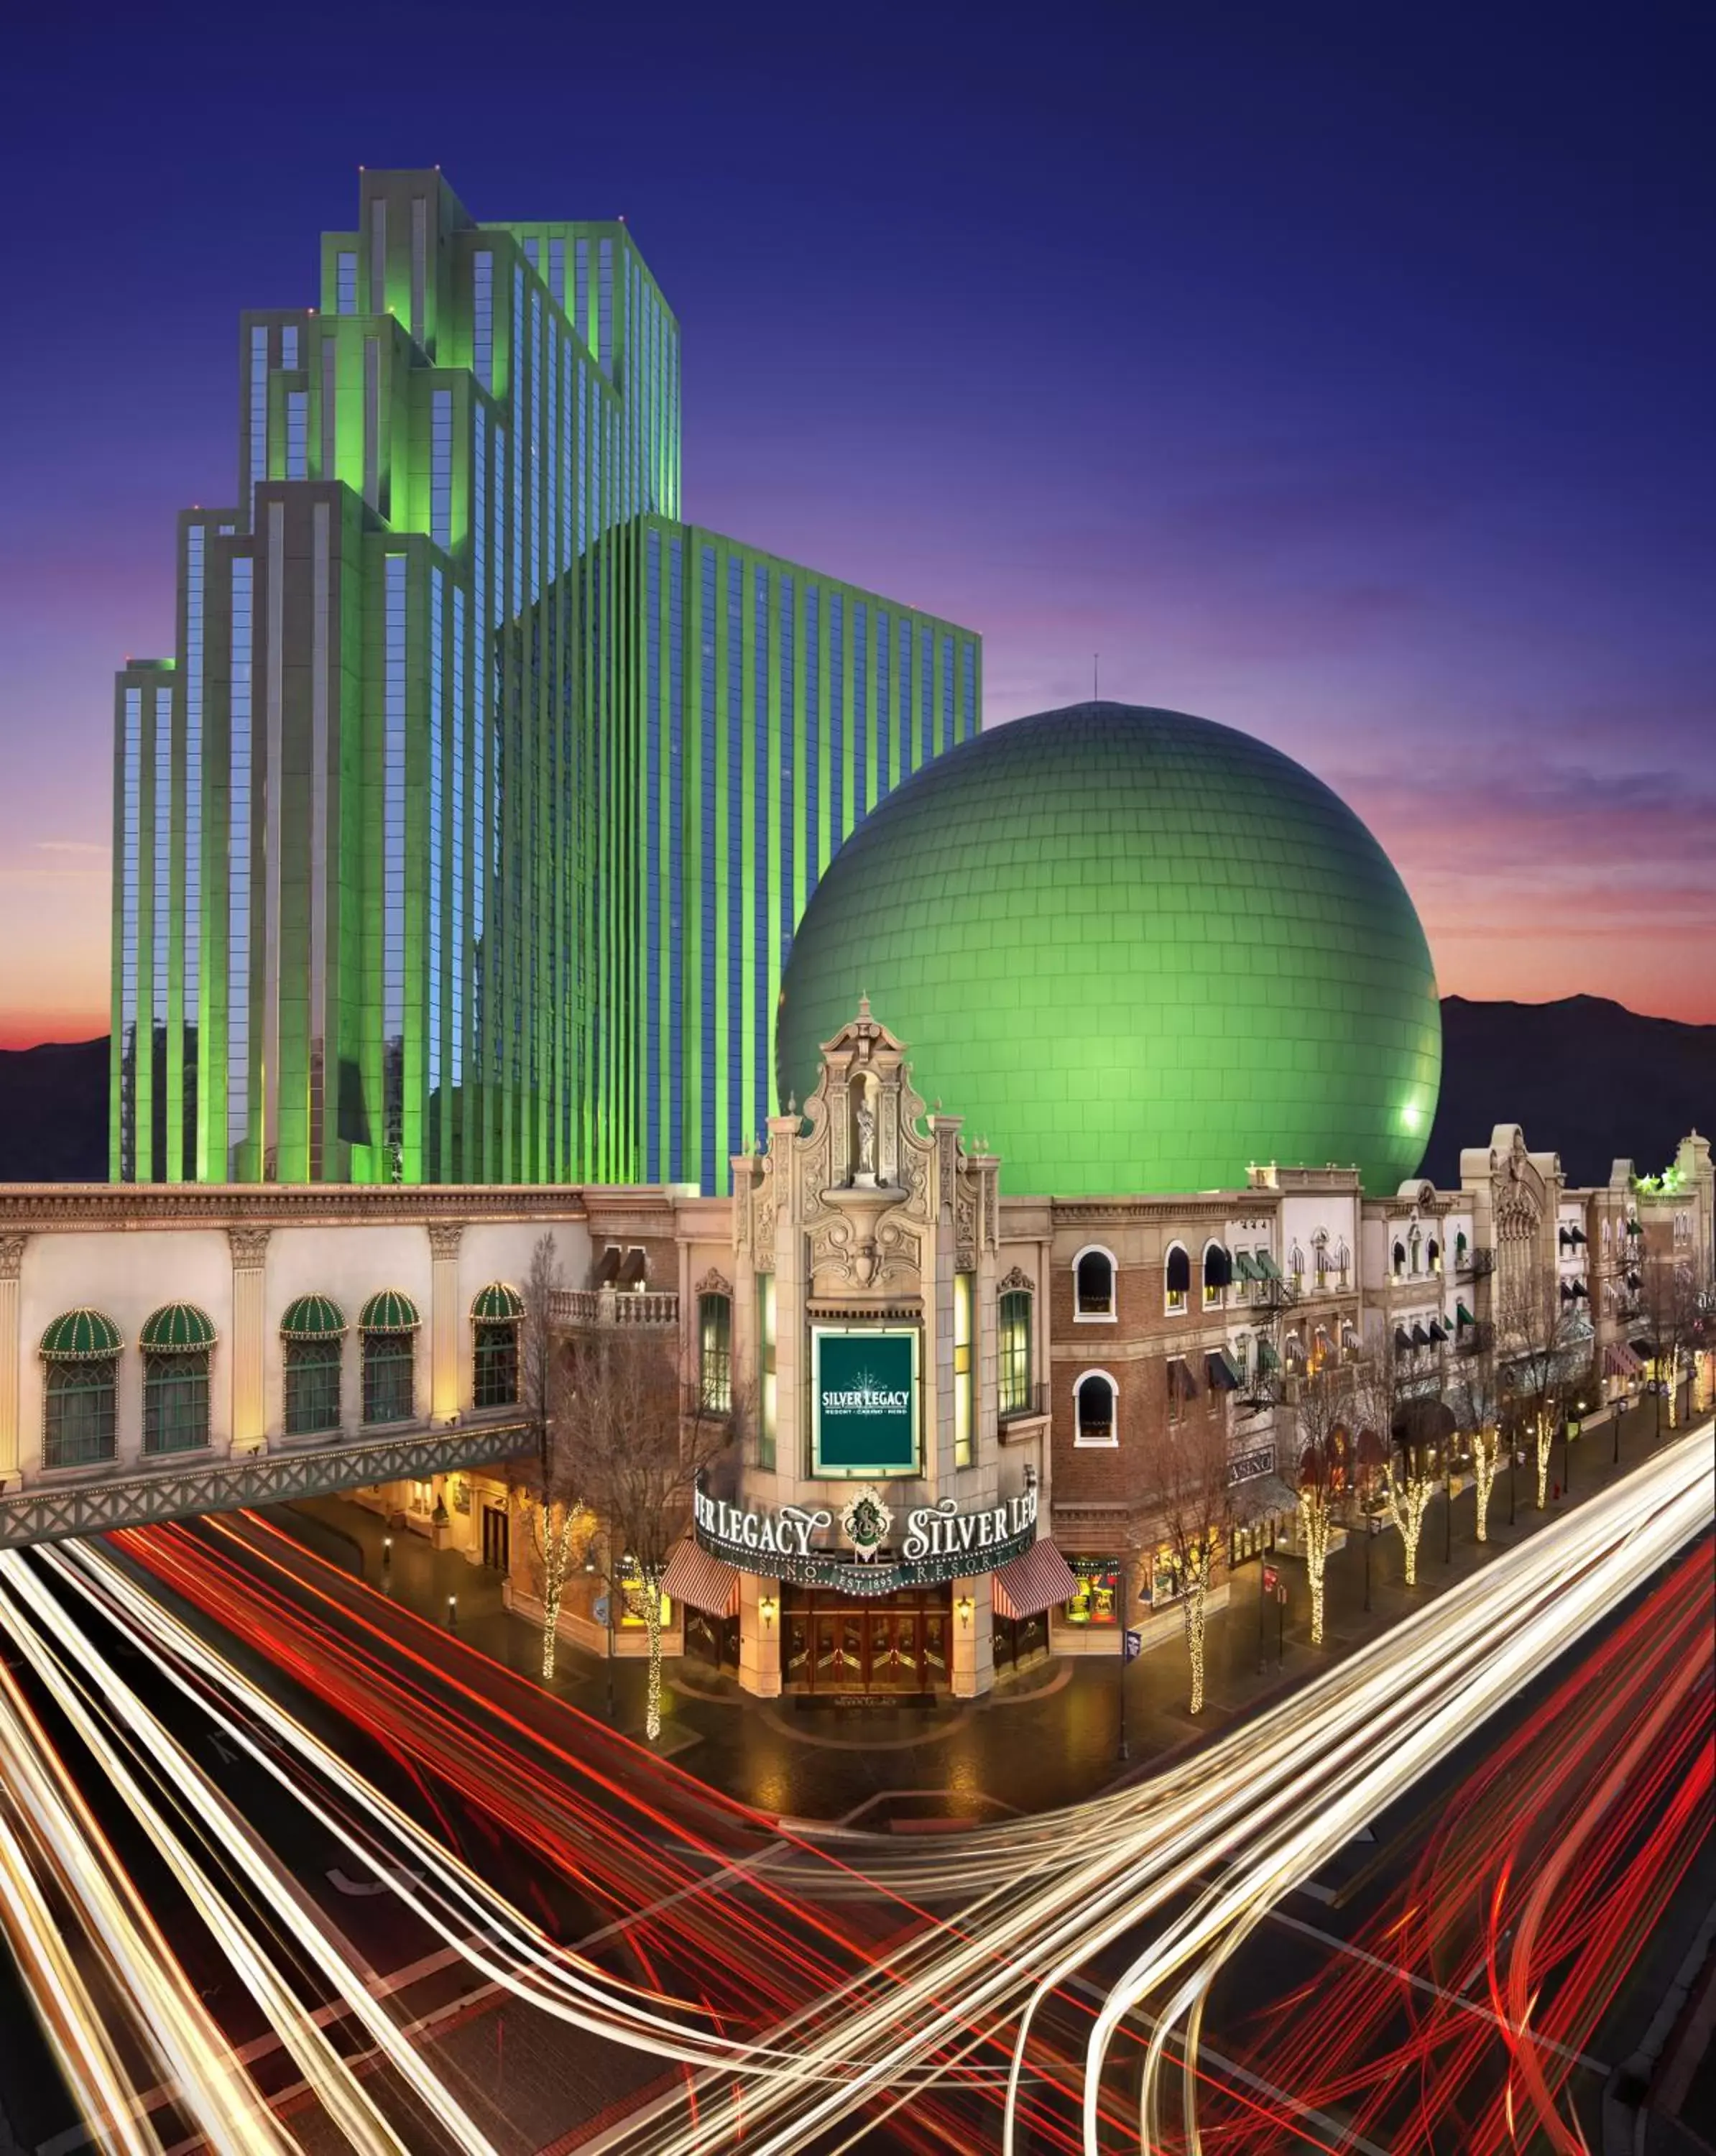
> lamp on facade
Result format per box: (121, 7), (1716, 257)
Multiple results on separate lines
(956, 1593), (974, 1628)
(759, 1593), (777, 1630)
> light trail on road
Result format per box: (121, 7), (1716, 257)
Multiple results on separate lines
(588, 1420), (1712, 2156)
(0, 1420), (1705, 2155)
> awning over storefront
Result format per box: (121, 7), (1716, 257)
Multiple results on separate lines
(661, 1539), (741, 1618)
(991, 1539), (1079, 1621)
(1605, 1342), (1644, 1378)
(1206, 1348), (1241, 1391)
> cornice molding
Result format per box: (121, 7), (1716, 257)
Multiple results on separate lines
(0, 1184), (594, 1233)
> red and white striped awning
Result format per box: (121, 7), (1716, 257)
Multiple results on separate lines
(662, 1539), (742, 1617)
(992, 1539), (1080, 1621)
(1604, 1341), (1644, 1379)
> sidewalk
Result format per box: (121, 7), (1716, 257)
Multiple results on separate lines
(275, 1390), (1706, 1825)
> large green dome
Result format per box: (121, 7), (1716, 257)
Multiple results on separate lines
(776, 703), (1441, 1195)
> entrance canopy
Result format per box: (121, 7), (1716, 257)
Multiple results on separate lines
(990, 1538), (1079, 1620)
(662, 1539), (741, 1618)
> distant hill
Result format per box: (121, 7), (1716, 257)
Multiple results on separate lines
(0, 1038), (108, 1181)
(1421, 995), (1716, 1192)
(1, 1000), (1711, 1191)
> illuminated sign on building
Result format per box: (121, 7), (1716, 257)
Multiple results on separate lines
(692, 1480), (1039, 1593)
(811, 1327), (919, 1477)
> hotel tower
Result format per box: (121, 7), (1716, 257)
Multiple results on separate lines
(112, 169), (980, 1194)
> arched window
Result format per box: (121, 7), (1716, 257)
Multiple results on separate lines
(1393, 1239), (1408, 1277)
(1408, 1227), (1422, 1274)
(1164, 1243), (1190, 1314)
(1074, 1247), (1116, 1319)
(1426, 1237), (1441, 1273)
(1201, 1243), (1232, 1308)
(698, 1291), (733, 1413)
(471, 1283), (525, 1409)
(281, 1295), (345, 1438)
(1075, 1371), (1117, 1446)
(1312, 1230), (1329, 1287)
(40, 1310), (122, 1470)
(360, 1291), (420, 1426)
(1288, 1241), (1305, 1284)
(998, 1288), (1033, 1416)
(1334, 1238), (1351, 1284)
(140, 1304), (216, 1455)
(1284, 1331), (1306, 1373)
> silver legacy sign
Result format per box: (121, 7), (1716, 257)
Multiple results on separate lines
(693, 1483), (1041, 1593)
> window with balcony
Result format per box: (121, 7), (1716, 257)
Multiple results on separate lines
(1075, 1371), (1117, 1445)
(1075, 1247), (1116, 1319)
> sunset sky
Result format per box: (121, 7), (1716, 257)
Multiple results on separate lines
(3, 1), (1712, 1048)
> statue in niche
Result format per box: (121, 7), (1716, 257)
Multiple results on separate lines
(855, 1098), (877, 1177)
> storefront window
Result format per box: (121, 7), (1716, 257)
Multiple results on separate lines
(1064, 1559), (1121, 1626)
(954, 1272), (974, 1468)
(1150, 1546), (1181, 1606)
(617, 1556), (672, 1630)
(999, 1289), (1033, 1416)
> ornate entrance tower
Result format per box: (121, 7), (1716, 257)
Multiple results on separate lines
(724, 999), (1022, 1697)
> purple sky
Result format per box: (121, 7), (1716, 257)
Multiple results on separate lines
(3, 0), (1712, 1044)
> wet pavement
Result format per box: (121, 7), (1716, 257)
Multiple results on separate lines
(275, 1391), (1702, 1825)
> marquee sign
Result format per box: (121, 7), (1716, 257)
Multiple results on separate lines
(692, 1480), (1041, 1593)
(811, 1327), (919, 1478)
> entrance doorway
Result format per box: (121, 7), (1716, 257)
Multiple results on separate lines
(781, 1588), (951, 1693)
(480, 1503), (510, 1572)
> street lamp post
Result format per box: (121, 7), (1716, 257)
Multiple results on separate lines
(1560, 1414), (1570, 1498)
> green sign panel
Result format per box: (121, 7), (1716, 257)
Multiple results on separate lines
(812, 1328), (918, 1478)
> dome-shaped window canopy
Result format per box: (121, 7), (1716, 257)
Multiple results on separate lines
(280, 1294), (347, 1340)
(40, 1309), (124, 1361)
(359, 1290), (421, 1333)
(139, 1304), (218, 1353)
(471, 1282), (525, 1322)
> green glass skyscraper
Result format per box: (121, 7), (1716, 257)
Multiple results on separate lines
(112, 170), (980, 1194)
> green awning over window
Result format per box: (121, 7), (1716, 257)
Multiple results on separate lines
(139, 1303), (218, 1353)
(471, 1282), (525, 1322)
(1254, 1250), (1283, 1283)
(360, 1290), (422, 1333)
(280, 1294), (346, 1339)
(1206, 1348), (1241, 1391)
(40, 1309), (123, 1361)
(1258, 1340), (1281, 1373)
(1457, 1302), (1476, 1327)
(1233, 1251), (1259, 1283)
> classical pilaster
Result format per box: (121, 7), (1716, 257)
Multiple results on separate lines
(739, 1572), (783, 1699)
(227, 1225), (271, 1453)
(428, 1222), (463, 1423)
(950, 1573), (995, 1698)
(0, 1234), (25, 1485)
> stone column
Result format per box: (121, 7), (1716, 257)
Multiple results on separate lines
(738, 1571), (783, 1698)
(227, 1226), (271, 1454)
(428, 1222), (463, 1424)
(950, 1573), (994, 1698)
(0, 1234), (24, 1484)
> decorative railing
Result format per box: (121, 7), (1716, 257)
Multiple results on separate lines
(551, 1288), (680, 1327)
(0, 1417), (532, 1549)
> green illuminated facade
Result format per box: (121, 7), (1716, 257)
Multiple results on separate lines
(775, 703), (1442, 1196)
(112, 170), (979, 1192)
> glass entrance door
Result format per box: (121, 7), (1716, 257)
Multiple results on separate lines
(786, 1592), (951, 1693)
